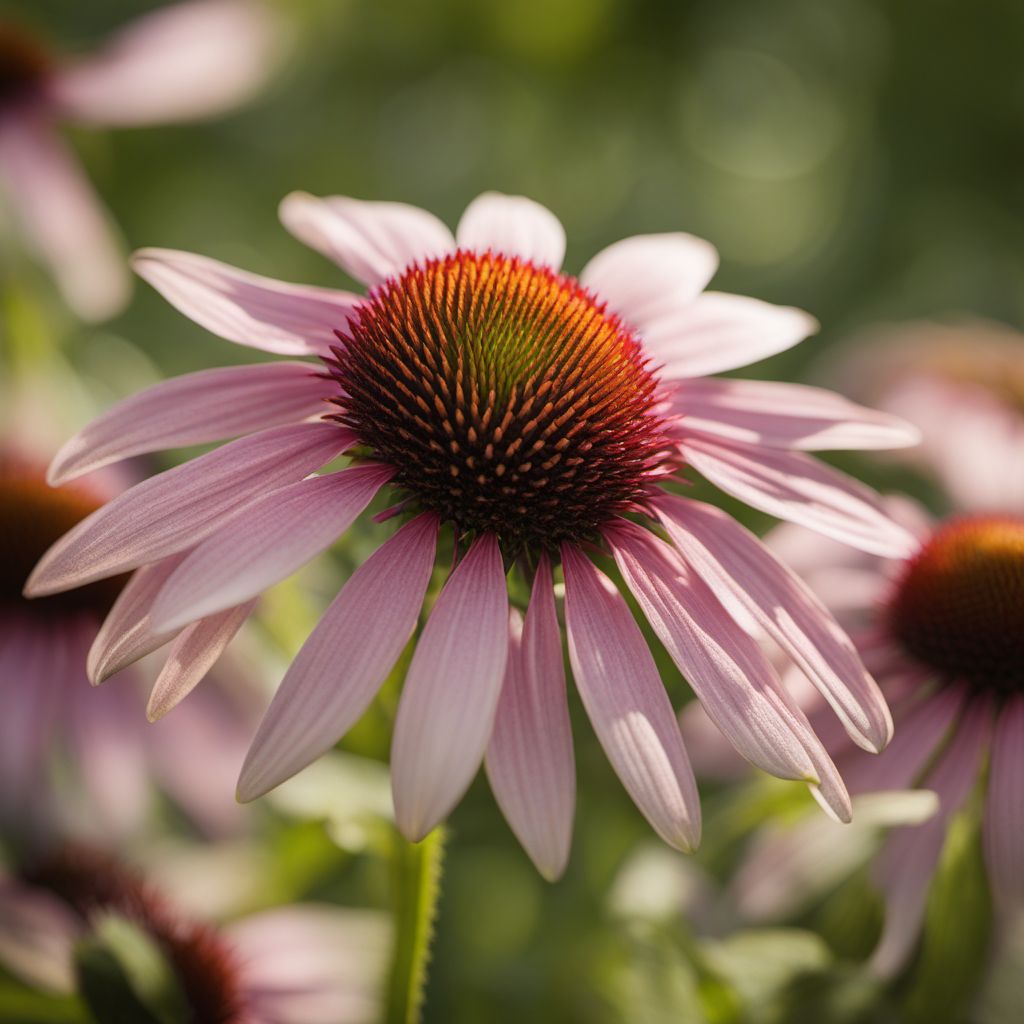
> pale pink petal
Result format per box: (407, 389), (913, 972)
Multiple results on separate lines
(870, 697), (992, 977)
(146, 601), (255, 720)
(279, 192), (455, 287)
(133, 248), (360, 356)
(49, 362), (333, 486)
(0, 881), (81, 993)
(561, 543), (701, 852)
(87, 554), (187, 684)
(238, 515), (438, 801)
(456, 192), (566, 268)
(0, 113), (127, 321)
(26, 421), (354, 596)
(52, 0), (277, 126)
(677, 701), (753, 783)
(647, 292), (818, 379)
(391, 534), (509, 841)
(985, 697), (1024, 917)
(151, 463), (393, 632)
(765, 518), (888, 581)
(681, 436), (918, 558)
(579, 233), (718, 334)
(670, 378), (921, 451)
(655, 495), (893, 754)
(485, 557), (575, 881)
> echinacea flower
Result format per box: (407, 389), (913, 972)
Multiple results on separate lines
(0, 845), (387, 1024)
(29, 191), (919, 879)
(0, 0), (276, 320)
(0, 450), (257, 847)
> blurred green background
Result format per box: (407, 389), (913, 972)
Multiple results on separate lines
(3, 1), (1024, 1022)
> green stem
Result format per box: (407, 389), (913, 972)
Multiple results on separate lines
(384, 826), (446, 1024)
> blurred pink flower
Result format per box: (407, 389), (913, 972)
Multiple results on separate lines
(0, 846), (387, 1024)
(0, 450), (257, 848)
(29, 191), (919, 878)
(0, 1), (277, 321)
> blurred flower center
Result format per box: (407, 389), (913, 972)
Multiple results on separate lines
(327, 250), (673, 551)
(887, 516), (1024, 693)
(0, 22), (52, 106)
(0, 460), (124, 616)
(23, 846), (245, 1024)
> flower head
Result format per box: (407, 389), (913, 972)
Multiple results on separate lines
(0, 1), (277, 321)
(29, 191), (919, 878)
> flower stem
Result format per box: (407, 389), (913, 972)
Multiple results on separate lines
(384, 825), (446, 1024)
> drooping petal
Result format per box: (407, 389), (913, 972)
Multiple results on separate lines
(669, 378), (921, 451)
(0, 114), (127, 321)
(51, 0), (277, 126)
(146, 601), (256, 720)
(391, 534), (509, 841)
(681, 436), (918, 558)
(579, 233), (718, 333)
(151, 463), (393, 632)
(606, 521), (851, 820)
(655, 494), (894, 754)
(561, 543), (701, 852)
(49, 362), (334, 486)
(0, 881), (81, 994)
(133, 248), (361, 356)
(485, 557), (575, 881)
(87, 554), (187, 684)
(870, 697), (991, 977)
(279, 192), (455, 287)
(238, 515), (439, 801)
(27, 421), (354, 595)
(456, 192), (566, 269)
(985, 697), (1024, 917)
(647, 292), (817, 379)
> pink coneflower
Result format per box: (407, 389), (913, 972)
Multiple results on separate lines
(28, 191), (919, 879)
(0, 845), (387, 1023)
(0, 0), (276, 320)
(0, 451), (255, 846)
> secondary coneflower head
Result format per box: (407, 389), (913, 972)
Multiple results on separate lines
(30, 191), (921, 879)
(0, 21), (53, 105)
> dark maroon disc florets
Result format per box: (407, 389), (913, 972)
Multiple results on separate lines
(0, 21), (52, 107)
(325, 250), (674, 552)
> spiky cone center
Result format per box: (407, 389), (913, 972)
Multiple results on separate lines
(887, 516), (1024, 694)
(23, 847), (245, 1024)
(0, 21), (52, 105)
(327, 250), (674, 553)
(1, 457), (125, 616)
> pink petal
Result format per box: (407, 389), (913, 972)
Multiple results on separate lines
(87, 554), (187, 684)
(485, 557), (575, 881)
(133, 248), (360, 356)
(279, 192), (455, 287)
(985, 696), (1024, 917)
(655, 495), (894, 755)
(670, 378), (921, 451)
(0, 881), (81, 993)
(146, 601), (256, 720)
(27, 421), (354, 596)
(561, 543), (701, 852)
(151, 463), (393, 632)
(606, 521), (851, 820)
(52, 0), (277, 126)
(648, 292), (818, 379)
(0, 113), (127, 321)
(238, 514), (438, 801)
(870, 697), (991, 977)
(391, 534), (509, 841)
(456, 192), (566, 268)
(681, 436), (918, 558)
(49, 362), (333, 486)
(579, 233), (718, 334)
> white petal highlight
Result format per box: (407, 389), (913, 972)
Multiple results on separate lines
(238, 515), (439, 802)
(486, 558), (575, 881)
(561, 543), (701, 852)
(456, 192), (566, 269)
(279, 192), (455, 287)
(391, 534), (509, 841)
